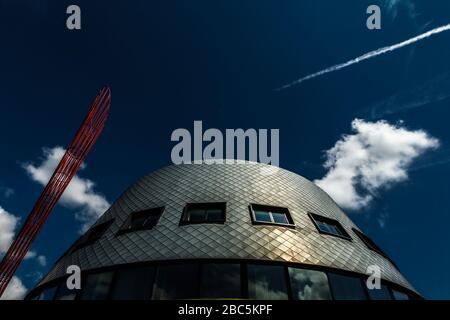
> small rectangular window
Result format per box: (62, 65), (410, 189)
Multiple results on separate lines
(352, 228), (398, 269)
(180, 203), (226, 225)
(308, 213), (351, 240)
(250, 204), (294, 227)
(75, 219), (114, 250)
(118, 207), (164, 234)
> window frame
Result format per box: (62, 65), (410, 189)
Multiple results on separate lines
(352, 228), (399, 270)
(308, 213), (351, 241)
(74, 219), (114, 250)
(288, 267), (332, 300)
(180, 202), (226, 226)
(249, 204), (295, 228)
(117, 207), (165, 235)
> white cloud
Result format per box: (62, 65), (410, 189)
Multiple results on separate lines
(0, 186), (14, 198)
(377, 211), (389, 229)
(23, 146), (110, 232)
(0, 206), (18, 255)
(0, 207), (47, 267)
(315, 119), (439, 210)
(1, 276), (27, 300)
(37, 255), (47, 267)
(383, 0), (417, 20)
(25, 271), (44, 283)
(24, 251), (37, 259)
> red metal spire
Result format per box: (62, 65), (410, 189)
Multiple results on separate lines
(0, 87), (111, 297)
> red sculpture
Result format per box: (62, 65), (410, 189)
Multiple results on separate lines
(0, 87), (111, 297)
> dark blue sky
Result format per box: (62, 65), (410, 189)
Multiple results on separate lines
(0, 0), (449, 299)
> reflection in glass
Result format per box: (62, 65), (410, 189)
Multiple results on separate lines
(54, 282), (78, 300)
(272, 212), (289, 224)
(152, 264), (199, 299)
(392, 289), (409, 300)
(206, 209), (223, 221)
(80, 272), (114, 300)
(317, 221), (342, 236)
(328, 273), (367, 300)
(128, 209), (161, 230)
(188, 209), (206, 222)
(288, 268), (331, 300)
(254, 210), (272, 222)
(200, 264), (241, 298)
(39, 286), (57, 300)
(111, 266), (155, 300)
(247, 264), (288, 300)
(367, 284), (392, 300)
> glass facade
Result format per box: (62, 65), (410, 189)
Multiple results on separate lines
(200, 264), (241, 299)
(80, 272), (114, 300)
(152, 264), (199, 299)
(288, 268), (331, 300)
(367, 284), (392, 300)
(29, 261), (415, 301)
(54, 282), (78, 300)
(247, 264), (289, 300)
(328, 273), (367, 300)
(111, 266), (155, 300)
(392, 289), (410, 300)
(37, 286), (58, 300)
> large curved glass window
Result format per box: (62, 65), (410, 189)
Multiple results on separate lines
(200, 264), (241, 299)
(29, 261), (415, 301)
(111, 266), (155, 300)
(367, 284), (392, 300)
(80, 272), (114, 300)
(288, 268), (331, 300)
(152, 264), (199, 299)
(392, 289), (409, 300)
(54, 281), (78, 300)
(37, 286), (58, 300)
(247, 264), (288, 300)
(328, 273), (367, 300)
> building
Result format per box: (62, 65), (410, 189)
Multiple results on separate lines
(26, 162), (420, 300)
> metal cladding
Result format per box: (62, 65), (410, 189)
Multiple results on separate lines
(37, 162), (416, 293)
(0, 87), (111, 297)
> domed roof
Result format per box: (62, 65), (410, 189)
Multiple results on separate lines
(38, 161), (416, 293)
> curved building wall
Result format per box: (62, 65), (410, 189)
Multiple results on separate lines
(30, 162), (419, 299)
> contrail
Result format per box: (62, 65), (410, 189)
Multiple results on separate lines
(277, 23), (450, 91)
(363, 72), (450, 119)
